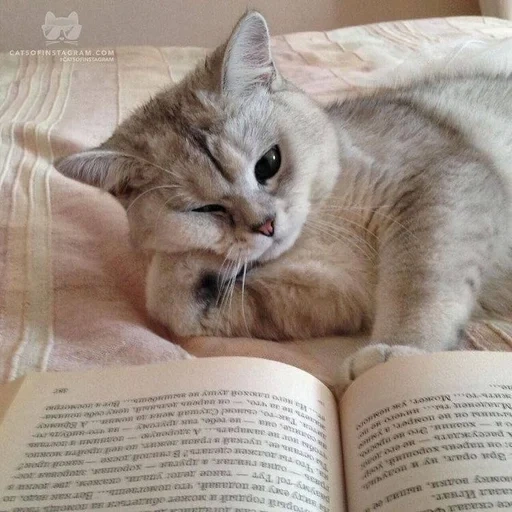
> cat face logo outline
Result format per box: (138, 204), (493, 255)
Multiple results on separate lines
(42, 12), (82, 46)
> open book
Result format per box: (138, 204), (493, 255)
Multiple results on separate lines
(1, 352), (512, 512)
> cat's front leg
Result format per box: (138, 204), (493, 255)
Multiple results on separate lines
(334, 252), (481, 393)
(335, 344), (425, 396)
(146, 251), (363, 340)
(145, 250), (311, 339)
(145, 251), (230, 338)
(333, 268), (473, 394)
(335, 179), (501, 393)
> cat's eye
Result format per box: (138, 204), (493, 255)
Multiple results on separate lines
(192, 204), (227, 213)
(255, 145), (281, 184)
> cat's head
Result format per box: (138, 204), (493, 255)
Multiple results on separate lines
(57, 11), (339, 263)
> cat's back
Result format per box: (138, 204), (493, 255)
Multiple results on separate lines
(404, 73), (512, 178)
(327, 72), (512, 202)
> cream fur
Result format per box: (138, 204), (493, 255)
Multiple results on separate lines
(56, 12), (512, 389)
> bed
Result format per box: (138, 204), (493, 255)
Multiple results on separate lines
(1, 16), (512, 387)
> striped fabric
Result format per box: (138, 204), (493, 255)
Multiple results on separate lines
(1, 17), (512, 383)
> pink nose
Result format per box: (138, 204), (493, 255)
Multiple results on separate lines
(256, 218), (275, 237)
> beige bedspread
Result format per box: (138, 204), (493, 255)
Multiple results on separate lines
(1, 17), (512, 387)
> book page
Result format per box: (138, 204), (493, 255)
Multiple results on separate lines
(0, 378), (24, 424)
(0, 357), (344, 512)
(341, 352), (512, 512)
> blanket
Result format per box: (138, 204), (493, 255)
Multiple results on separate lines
(1, 16), (512, 387)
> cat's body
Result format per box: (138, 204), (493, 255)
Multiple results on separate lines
(57, 13), (512, 388)
(146, 73), (512, 347)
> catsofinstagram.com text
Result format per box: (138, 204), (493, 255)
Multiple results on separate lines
(9, 48), (115, 63)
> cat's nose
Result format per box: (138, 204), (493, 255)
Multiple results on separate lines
(253, 217), (275, 237)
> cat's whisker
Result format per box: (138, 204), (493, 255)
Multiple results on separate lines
(154, 196), (177, 231)
(227, 254), (243, 332)
(218, 249), (235, 293)
(319, 212), (380, 242)
(318, 205), (418, 241)
(114, 151), (182, 180)
(320, 204), (392, 211)
(218, 255), (237, 337)
(218, 247), (234, 276)
(306, 224), (373, 263)
(171, 190), (193, 206)
(214, 283), (229, 336)
(216, 255), (238, 334)
(126, 185), (180, 212)
(309, 217), (379, 258)
(219, 247), (237, 318)
(306, 218), (377, 262)
(218, 259), (234, 307)
(240, 258), (251, 337)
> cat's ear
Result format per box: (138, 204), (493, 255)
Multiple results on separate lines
(55, 149), (126, 191)
(221, 11), (277, 97)
(45, 12), (56, 25)
(68, 11), (79, 24)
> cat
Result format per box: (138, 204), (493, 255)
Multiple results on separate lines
(42, 12), (81, 45)
(56, 12), (512, 392)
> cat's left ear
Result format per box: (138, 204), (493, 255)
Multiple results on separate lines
(55, 149), (128, 192)
(221, 11), (280, 97)
(68, 11), (79, 24)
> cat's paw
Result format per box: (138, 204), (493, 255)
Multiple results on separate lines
(146, 252), (229, 337)
(335, 344), (425, 397)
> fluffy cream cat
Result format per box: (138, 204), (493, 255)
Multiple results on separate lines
(57, 12), (512, 391)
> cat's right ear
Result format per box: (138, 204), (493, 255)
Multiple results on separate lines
(55, 149), (125, 191)
(219, 11), (279, 97)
